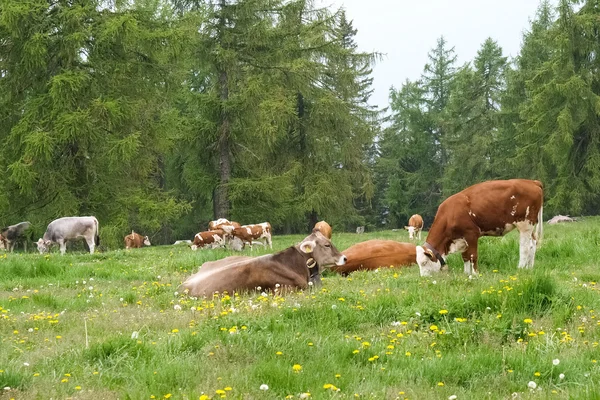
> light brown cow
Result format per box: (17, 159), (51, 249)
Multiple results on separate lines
(124, 231), (151, 249)
(231, 222), (272, 249)
(208, 218), (242, 233)
(405, 214), (424, 241)
(312, 221), (332, 239)
(182, 232), (346, 297)
(331, 240), (416, 275)
(191, 229), (226, 251)
(416, 179), (543, 276)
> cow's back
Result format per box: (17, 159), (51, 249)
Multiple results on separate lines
(46, 216), (96, 241)
(333, 240), (416, 274)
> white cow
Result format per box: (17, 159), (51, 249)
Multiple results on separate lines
(37, 216), (99, 255)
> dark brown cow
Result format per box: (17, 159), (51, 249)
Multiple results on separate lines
(182, 232), (347, 297)
(191, 229), (226, 251)
(416, 179), (543, 276)
(124, 231), (151, 249)
(331, 240), (416, 275)
(312, 221), (332, 239)
(405, 214), (424, 241)
(231, 222), (272, 249)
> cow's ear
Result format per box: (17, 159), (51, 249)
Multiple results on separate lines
(423, 248), (436, 261)
(299, 240), (316, 254)
(37, 238), (44, 245)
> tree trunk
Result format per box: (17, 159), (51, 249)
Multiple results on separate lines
(214, 67), (231, 219)
(308, 209), (318, 232)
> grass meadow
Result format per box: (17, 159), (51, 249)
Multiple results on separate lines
(1, 218), (600, 400)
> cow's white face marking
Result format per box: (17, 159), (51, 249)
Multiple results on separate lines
(143, 236), (151, 246)
(337, 255), (347, 265)
(449, 238), (468, 254)
(416, 246), (442, 276)
(37, 238), (49, 254)
(406, 226), (416, 239)
(191, 244), (198, 251)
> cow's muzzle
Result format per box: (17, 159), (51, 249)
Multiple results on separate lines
(336, 255), (347, 266)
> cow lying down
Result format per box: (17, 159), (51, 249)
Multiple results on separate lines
(182, 232), (347, 297)
(331, 240), (416, 275)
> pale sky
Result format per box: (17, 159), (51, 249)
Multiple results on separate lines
(320, 0), (548, 110)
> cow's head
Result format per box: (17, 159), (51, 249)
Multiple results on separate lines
(416, 245), (446, 276)
(143, 236), (151, 246)
(405, 226), (416, 239)
(36, 238), (52, 254)
(297, 232), (347, 269)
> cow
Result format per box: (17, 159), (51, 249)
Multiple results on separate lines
(331, 240), (416, 275)
(182, 231), (347, 297)
(124, 231), (151, 249)
(405, 214), (424, 241)
(208, 218), (241, 233)
(231, 222), (272, 250)
(313, 221), (332, 239)
(36, 216), (100, 255)
(416, 179), (543, 276)
(191, 229), (227, 251)
(548, 215), (575, 224)
(356, 226), (365, 234)
(1, 221), (32, 252)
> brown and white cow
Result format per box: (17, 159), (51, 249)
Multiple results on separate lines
(312, 221), (332, 239)
(231, 222), (272, 250)
(331, 240), (416, 275)
(124, 231), (151, 249)
(405, 214), (424, 241)
(182, 231), (346, 297)
(191, 229), (227, 251)
(208, 218), (241, 233)
(416, 179), (543, 276)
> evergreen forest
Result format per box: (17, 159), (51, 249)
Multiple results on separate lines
(1, 0), (599, 246)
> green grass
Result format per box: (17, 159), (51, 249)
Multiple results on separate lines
(1, 218), (600, 399)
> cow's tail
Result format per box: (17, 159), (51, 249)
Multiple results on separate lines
(535, 205), (543, 247)
(94, 218), (100, 247)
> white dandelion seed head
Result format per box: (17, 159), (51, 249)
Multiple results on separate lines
(131, 331), (139, 339)
(331, 304), (337, 310)
(89, 278), (94, 281)
(300, 393), (311, 399)
(415, 312), (421, 317)
(261, 292), (268, 297)
(527, 381), (537, 389)
(120, 298), (124, 302)
(28, 328), (33, 333)
(559, 373), (565, 380)
(275, 283), (280, 288)
(449, 395), (458, 400)
(89, 286), (93, 291)
(432, 280), (437, 285)
(23, 362), (30, 367)
(308, 281), (314, 286)
(391, 321), (400, 326)
(3, 387), (11, 391)
(173, 304), (182, 311)
(256, 286), (262, 291)
(191, 307), (196, 311)
(174, 292), (179, 296)
(157, 275), (161, 279)
(259, 384), (269, 391)
(553, 359), (560, 366)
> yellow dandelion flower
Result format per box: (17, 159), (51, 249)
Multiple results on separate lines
(439, 310), (448, 315)
(224, 387), (232, 391)
(405, 351), (411, 356)
(429, 325), (439, 331)
(276, 351), (283, 355)
(61, 378), (68, 383)
(437, 382), (444, 386)
(75, 386), (81, 390)
(199, 395), (210, 400)
(523, 318), (533, 324)
(171, 329), (179, 333)
(335, 374), (341, 378)
(164, 394), (172, 399)
(292, 364), (302, 372)
(215, 389), (225, 395)
(362, 341), (370, 347)
(534, 372), (541, 376)
(353, 349), (360, 354)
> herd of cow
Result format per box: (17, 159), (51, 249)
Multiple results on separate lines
(1, 179), (546, 298)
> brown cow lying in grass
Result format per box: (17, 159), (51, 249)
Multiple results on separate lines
(331, 240), (416, 275)
(182, 232), (346, 297)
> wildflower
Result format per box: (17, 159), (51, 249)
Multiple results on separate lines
(332, 305), (337, 310)
(524, 318), (533, 324)
(276, 351), (283, 356)
(224, 387), (232, 391)
(439, 309), (448, 315)
(215, 389), (225, 395)
(75, 386), (81, 390)
(171, 329), (179, 333)
(553, 359), (560, 366)
(164, 394), (172, 399)
(131, 331), (139, 340)
(405, 351), (411, 356)
(429, 325), (439, 331)
(174, 305), (182, 311)
(23, 363), (29, 367)
(335, 374), (341, 378)
(534, 372), (541, 377)
(299, 393), (311, 399)
(437, 382), (444, 386)
(200, 395), (210, 400)
(292, 364), (302, 372)
(559, 373), (565, 380)
(527, 381), (537, 389)
(352, 350), (360, 354)
(449, 396), (457, 400)
(260, 384), (269, 391)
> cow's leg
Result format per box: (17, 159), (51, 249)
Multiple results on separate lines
(8, 241), (14, 253)
(58, 239), (67, 255)
(461, 238), (478, 275)
(517, 222), (535, 269)
(266, 234), (272, 249)
(86, 237), (95, 254)
(418, 229), (422, 241)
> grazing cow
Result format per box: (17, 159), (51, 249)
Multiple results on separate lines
(416, 179), (543, 276)
(231, 222), (272, 249)
(208, 218), (241, 233)
(191, 229), (227, 251)
(124, 231), (151, 249)
(548, 215), (575, 224)
(173, 240), (193, 245)
(313, 221), (332, 239)
(331, 240), (416, 275)
(37, 216), (100, 255)
(1, 221), (32, 252)
(0, 234), (5, 250)
(405, 214), (424, 241)
(182, 231), (347, 297)
(356, 226), (365, 234)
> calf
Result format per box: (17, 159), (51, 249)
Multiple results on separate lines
(37, 216), (99, 255)
(191, 229), (226, 251)
(332, 240), (416, 275)
(416, 179), (543, 276)
(182, 231), (346, 297)
(405, 214), (424, 241)
(313, 221), (332, 239)
(124, 231), (151, 249)
(231, 222), (272, 249)
(1, 221), (32, 252)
